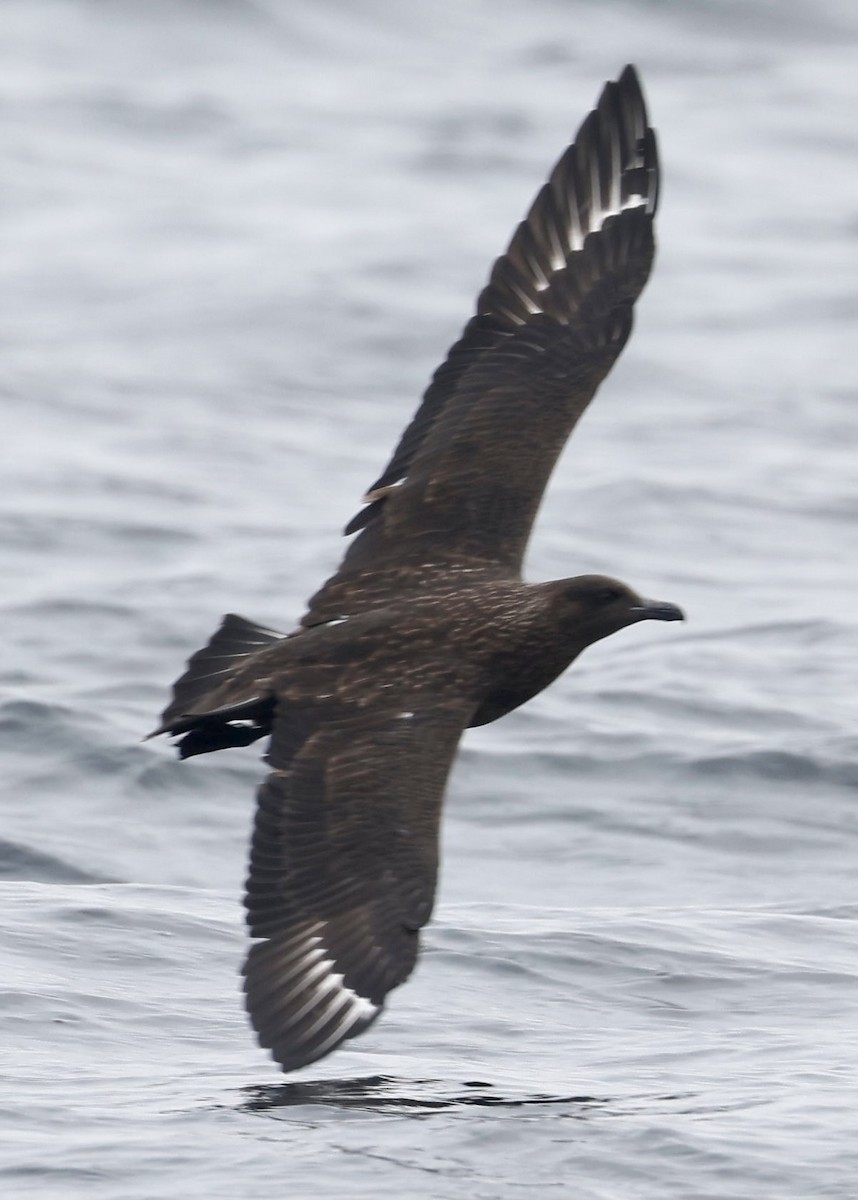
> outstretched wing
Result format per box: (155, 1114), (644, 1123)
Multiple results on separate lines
(304, 65), (658, 625)
(243, 697), (472, 1072)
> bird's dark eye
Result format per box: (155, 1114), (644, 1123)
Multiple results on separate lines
(564, 583), (624, 606)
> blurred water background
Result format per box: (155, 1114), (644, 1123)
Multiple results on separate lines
(3, 1), (858, 1197)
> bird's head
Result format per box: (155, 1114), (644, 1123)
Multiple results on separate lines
(549, 574), (684, 646)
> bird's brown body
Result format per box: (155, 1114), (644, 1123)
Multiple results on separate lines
(154, 66), (683, 1072)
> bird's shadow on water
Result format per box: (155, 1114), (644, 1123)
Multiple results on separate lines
(237, 1074), (638, 1117)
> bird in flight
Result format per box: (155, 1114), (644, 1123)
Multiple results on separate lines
(153, 65), (683, 1073)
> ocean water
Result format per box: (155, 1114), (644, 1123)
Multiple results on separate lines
(3, 1), (858, 1196)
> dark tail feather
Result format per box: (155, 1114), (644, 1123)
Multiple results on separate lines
(151, 613), (284, 743)
(166, 694), (277, 759)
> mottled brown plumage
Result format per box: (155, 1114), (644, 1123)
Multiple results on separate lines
(153, 65), (683, 1073)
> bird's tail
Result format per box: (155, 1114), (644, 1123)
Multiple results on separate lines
(149, 613), (285, 757)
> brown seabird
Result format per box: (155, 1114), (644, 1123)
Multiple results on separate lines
(153, 65), (683, 1072)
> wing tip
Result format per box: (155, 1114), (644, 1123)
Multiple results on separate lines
(338, 64), (659, 545)
(243, 934), (383, 1073)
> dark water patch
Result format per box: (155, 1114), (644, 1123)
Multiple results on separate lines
(235, 1076), (767, 1127)
(463, 743), (858, 797)
(0, 839), (107, 884)
(6, 598), (138, 622)
(0, 512), (199, 552)
(68, 91), (235, 141)
(689, 748), (858, 787)
(239, 1074), (609, 1116)
(0, 698), (86, 755)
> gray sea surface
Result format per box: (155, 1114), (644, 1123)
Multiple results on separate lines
(3, 1), (858, 1197)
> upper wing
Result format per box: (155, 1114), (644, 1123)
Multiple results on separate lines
(304, 65), (658, 625)
(243, 696), (472, 1072)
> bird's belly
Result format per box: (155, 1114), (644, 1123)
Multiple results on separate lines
(467, 639), (581, 727)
